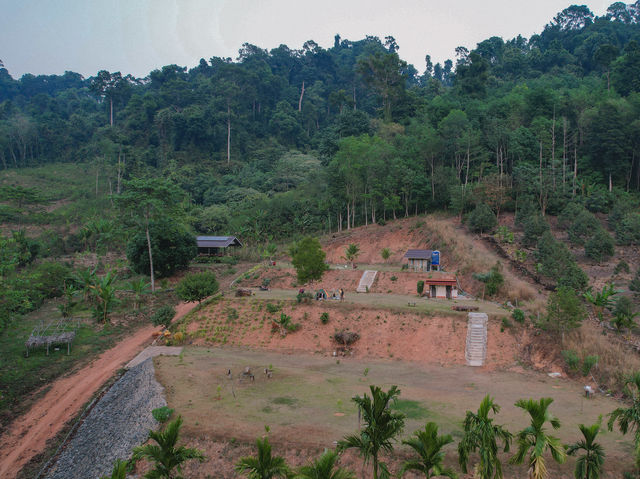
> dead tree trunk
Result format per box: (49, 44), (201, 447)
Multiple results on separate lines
(298, 81), (305, 112)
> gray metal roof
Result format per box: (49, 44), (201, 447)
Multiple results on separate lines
(404, 249), (433, 259)
(196, 236), (242, 248)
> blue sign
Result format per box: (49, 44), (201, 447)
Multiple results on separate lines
(431, 250), (440, 265)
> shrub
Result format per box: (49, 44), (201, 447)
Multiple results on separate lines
(390, 275), (398, 282)
(473, 263), (504, 297)
(562, 350), (580, 373)
(615, 212), (640, 245)
(522, 214), (550, 246)
(467, 203), (497, 233)
(512, 308), (525, 323)
(585, 228), (615, 263)
(296, 292), (313, 303)
(320, 312), (329, 324)
(501, 317), (512, 329)
(630, 269), (640, 294)
(126, 221), (197, 279)
(582, 355), (599, 376)
(151, 305), (176, 328)
(614, 260), (630, 275)
(612, 296), (638, 331)
(380, 248), (391, 261)
(536, 231), (588, 291)
(417, 280), (425, 296)
(333, 330), (360, 346)
(266, 303), (280, 313)
(173, 331), (185, 344)
(175, 271), (219, 304)
(152, 406), (174, 423)
(494, 225), (514, 244)
(568, 209), (599, 245)
(558, 202), (586, 228)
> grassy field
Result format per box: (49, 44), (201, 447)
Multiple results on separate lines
(250, 288), (508, 317)
(155, 346), (634, 477)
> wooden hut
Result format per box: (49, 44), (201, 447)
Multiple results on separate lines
(404, 249), (440, 272)
(196, 236), (242, 256)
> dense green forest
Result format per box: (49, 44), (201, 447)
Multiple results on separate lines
(2, 3), (640, 243)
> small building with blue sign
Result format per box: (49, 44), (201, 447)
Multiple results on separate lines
(404, 249), (440, 272)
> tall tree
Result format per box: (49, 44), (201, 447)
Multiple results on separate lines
(567, 419), (605, 479)
(338, 385), (405, 479)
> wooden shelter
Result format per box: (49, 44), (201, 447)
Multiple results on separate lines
(404, 249), (440, 272)
(196, 236), (242, 256)
(423, 272), (458, 299)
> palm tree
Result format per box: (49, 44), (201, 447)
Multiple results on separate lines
(129, 277), (151, 310)
(509, 398), (566, 479)
(337, 385), (405, 479)
(401, 422), (456, 478)
(296, 449), (355, 479)
(608, 371), (640, 472)
(236, 436), (290, 479)
(132, 416), (204, 479)
(458, 395), (512, 479)
(342, 243), (361, 268)
(100, 459), (128, 479)
(567, 419), (605, 479)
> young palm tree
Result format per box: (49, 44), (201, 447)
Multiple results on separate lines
(100, 459), (128, 479)
(132, 416), (204, 479)
(509, 398), (566, 479)
(608, 371), (640, 471)
(342, 243), (361, 268)
(129, 277), (151, 310)
(296, 449), (355, 479)
(567, 419), (605, 479)
(337, 385), (405, 479)
(400, 422), (456, 478)
(458, 395), (512, 479)
(236, 436), (290, 479)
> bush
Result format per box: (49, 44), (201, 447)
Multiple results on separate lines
(568, 209), (599, 245)
(417, 280), (425, 296)
(582, 355), (598, 376)
(176, 271), (219, 304)
(522, 214), (550, 247)
(126, 221), (197, 279)
(467, 203), (497, 234)
(290, 236), (329, 284)
(630, 269), (640, 294)
(494, 225), (514, 244)
(536, 231), (588, 291)
(473, 263), (504, 297)
(296, 292), (313, 303)
(320, 312), (329, 324)
(152, 305), (176, 328)
(558, 202), (585, 228)
(333, 330), (360, 346)
(614, 260), (630, 275)
(615, 212), (640, 245)
(562, 350), (580, 373)
(585, 228), (615, 263)
(266, 303), (280, 313)
(390, 275), (398, 282)
(501, 317), (512, 329)
(512, 308), (525, 323)
(152, 406), (174, 423)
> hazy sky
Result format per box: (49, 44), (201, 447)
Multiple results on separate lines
(1, 0), (612, 79)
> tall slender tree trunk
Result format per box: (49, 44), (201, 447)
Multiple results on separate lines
(146, 223), (155, 292)
(110, 97), (114, 127)
(573, 146), (578, 197)
(227, 103), (231, 164)
(562, 118), (567, 193)
(298, 81), (305, 111)
(551, 110), (556, 191)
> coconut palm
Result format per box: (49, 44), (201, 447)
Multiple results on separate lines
(337, 385), (405, 479)
(509, 398), (566, 479)
(401, 422), (456, 478)
(342, 243), (361, 268)
(236, 436), (290, 479)
(100, 459), (128, 479)
(458, 395), (512, 479)
(567, 419), (605, 479)
(132, 416), (204, 479)
(295, 449), (355, 479)
(608, 371), (640, 472)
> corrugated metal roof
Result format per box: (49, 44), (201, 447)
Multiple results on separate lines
(196, 236), (242, 248)
(404, 249), (433, 259)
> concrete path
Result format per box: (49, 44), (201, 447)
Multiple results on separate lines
(125, 346), (183, 369)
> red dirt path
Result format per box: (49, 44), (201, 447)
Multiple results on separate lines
(0, 301), (197, 479)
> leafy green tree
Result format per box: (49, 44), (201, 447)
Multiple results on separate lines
(152, 305), (176, 328)
(126, 221), (196, 282)
(296, 449), (355, 479)
(175, 271), (219, 304)
(342, 243), (360, 267)
(401, 422), (456, 478)
(546, 287), (586, 341)
(612, 295), (639, 331)
(291, 237), (329, 284)
(631, 268), (640, 295)
(236, 436), (290, 479)
(522, 215), (550, 247)
(117, 178), (186, 292)
(608, 372), (640, 472)
(510, 398), (566, 479)
(567, 420), (605, 479)
(568, 210), (599, 246)
(458, 395), (512, 479)
(338, 385), (405, 479)
(584, 229), (615, 263)
(132, 416), (205, 479)
(467, 203), (497, 234)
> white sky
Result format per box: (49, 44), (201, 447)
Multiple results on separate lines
(0, 0), (611, 79)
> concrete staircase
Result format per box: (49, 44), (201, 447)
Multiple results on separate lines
(356, 270), (378, 293)
(465, 312), (488, 366)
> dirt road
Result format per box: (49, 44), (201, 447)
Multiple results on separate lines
(0, 301), (198, 479)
